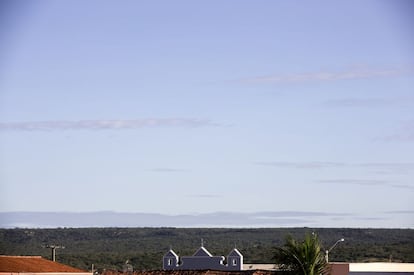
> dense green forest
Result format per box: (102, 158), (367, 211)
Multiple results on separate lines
(1, 228), (413, 272)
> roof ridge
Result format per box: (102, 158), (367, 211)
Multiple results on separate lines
(193, 246), (213, 257)
(0, 255), (42, 258)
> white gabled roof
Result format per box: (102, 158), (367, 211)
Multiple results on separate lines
(228, 248), (243, 257)
(164, 249), (179, 258)
(193, 246), (213, 257)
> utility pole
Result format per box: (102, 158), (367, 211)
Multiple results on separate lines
(44, 244), (65, 262)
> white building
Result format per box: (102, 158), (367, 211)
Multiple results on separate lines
(331, 262), (414, 275)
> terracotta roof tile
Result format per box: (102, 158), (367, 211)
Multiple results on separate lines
(0, 255), (87, 273)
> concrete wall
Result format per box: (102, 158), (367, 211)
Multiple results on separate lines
(227, 254), (243, 271)
(179, 256), (226, 270)
(349, 263), (414, 273)
(330, 263), (349, 275)
(163, 248), (243, 271)
(330, 263), (414, 275)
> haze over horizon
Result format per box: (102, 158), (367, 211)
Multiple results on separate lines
(1, 210), (414, 229)
(1, 0), (413, 228)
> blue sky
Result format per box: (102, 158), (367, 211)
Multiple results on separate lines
(1, 0), (413, 228)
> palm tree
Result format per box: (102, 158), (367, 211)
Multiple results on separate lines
(274, 233), (329, 275)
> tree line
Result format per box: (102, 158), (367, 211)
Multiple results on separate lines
(0, 227), (413, 271)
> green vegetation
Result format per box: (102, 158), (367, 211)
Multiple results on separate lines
(0, 228), (413, 272)
(274, 233), (328, 275)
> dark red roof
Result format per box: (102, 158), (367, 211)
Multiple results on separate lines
(0, 256), (87, 273)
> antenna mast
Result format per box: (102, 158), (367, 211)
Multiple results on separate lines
(44, 244), (65, 262)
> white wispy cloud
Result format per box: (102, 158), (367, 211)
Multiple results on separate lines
(256, 161), (414, 172)
(316, 179), (414, 191)
(382, 120), (414, 142)
(390, 184), (414, 190)
(242, 66), (413, 84)
(187, 194), (222, 198)
(323, 97), (414, 108)
(254, 161), (346, 169)
(358, 162), (414, 173)
(384, 210), (414, 214)
(256, 161), (414, 179)
(0, 118), (220, 131)
(316, 179), (390, 186)
(147, 168), (187, 173)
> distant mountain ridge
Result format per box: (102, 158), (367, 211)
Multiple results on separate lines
(0, 211), (349, 228)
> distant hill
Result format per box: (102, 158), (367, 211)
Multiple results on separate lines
(0, 211), (351, 228)
(0, 227), (413, 271)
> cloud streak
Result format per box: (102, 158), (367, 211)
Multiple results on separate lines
(242, 66), (413, 84)
(390, 184), (414, 190)
(358, 162), (414, 172)
(382, 120), (414, 142)
(0, 211), (350, 228)
(255, 161), (414, 172)
(0, 118), (220, 131)
(147, 168), (187, 173)
(316, 179), (390, 186)
(316, 179), (414, 191)
(254, 161), (346, 169)
(323, 97), (414, 108)
(384, 210), (414, 214)
(187, 194), (222, 198)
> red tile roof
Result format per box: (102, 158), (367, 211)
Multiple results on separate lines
(0, 256), (87, 273)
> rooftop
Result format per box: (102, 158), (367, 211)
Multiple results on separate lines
(0, 255), (87, 273)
